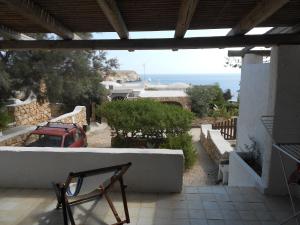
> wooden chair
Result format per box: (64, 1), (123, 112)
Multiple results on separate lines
(52, 162), (132, 225)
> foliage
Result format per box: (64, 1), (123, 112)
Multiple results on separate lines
(99, 99), (194, 139)
(0, 104), (11, 131)
(187, 84), (238, 118)
(160, 133), (197, 169)
(0, 62), (11, 101)
(0, 34), (118, 110)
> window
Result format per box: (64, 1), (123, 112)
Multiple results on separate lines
(74, 129), (83, 141)
(64, 134), (75, 147)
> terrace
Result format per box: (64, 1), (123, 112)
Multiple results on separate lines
(1, 0), (300, 224)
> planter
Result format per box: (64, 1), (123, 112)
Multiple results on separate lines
(228, 151), (264, 191)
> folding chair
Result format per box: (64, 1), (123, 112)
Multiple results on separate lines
(52, 162), (132, 225)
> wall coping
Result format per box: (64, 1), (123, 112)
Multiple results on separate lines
(200, 124), (212, 138)
(208, 129), (233, 155)
(0, 146), (183, 155)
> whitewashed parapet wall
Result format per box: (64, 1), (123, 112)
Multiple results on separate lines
(200, 124), (233, 164)
(7, 99), (51, 126)
(0, 147), (184, 193)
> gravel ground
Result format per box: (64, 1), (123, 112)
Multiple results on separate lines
(183, 128), (218, 186)
(86, 122), (112, 148)
(86, 125), (218, 185)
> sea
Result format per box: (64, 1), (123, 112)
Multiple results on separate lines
(143, 73), (241, 101)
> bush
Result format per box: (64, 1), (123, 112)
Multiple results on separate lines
(187, 84), (239, 118)
(99, 99), (194, 139)
(186, 84), (225, 117)
(0, 105), (11, 131)
(160, 133), (197, 169)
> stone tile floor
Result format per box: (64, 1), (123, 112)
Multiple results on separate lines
(0, 186), (298, 225)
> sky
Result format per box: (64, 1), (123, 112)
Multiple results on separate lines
(93, 28), (271, 75)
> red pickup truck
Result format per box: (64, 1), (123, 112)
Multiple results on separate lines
(24, 122), (87, 147)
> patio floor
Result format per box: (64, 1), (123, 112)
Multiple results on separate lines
(0, 186), (297, 225)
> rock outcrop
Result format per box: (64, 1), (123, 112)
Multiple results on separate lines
(104, 70), (140, 82)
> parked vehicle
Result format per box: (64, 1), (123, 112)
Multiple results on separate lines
(24, 122), (87, 147)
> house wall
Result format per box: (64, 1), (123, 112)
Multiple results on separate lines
(229, 54), (273, 190)
(0, 147), (184, 193)
(230, 48), (300, 195)
(264, 46), (300, 194)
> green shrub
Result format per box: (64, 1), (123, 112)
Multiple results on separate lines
(0, 105), (11, 131)
(160, 133), (197, 169)
(99, 99), (194, 139)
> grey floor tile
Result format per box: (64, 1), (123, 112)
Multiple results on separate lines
(203, 201), (219, 210)
(221, 209), (241, 220)
(239, 210), (258, 221)
(218, 202), (235, 210)
(188, 200), (204, 209)
(189, 209), (206, 219)
(190, 219), (208, 225)
(207, 220), (225, 225)
(255, 211), (274, 221)
(205, 210), (224, 220)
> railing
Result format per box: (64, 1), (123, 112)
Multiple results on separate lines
(212, 117), (237, 140)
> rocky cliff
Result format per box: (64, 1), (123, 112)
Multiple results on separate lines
(104, 70), (140, 82)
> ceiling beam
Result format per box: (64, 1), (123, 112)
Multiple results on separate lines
(228, 50), (271, 57)
(0, 34), (300, 50)
(0, 0), (75, 40)
(235, 25), (300, 56)
(227, 0), (289, 36)
(0, 25), (34, 40)
(96, 0), (128, 39)
(174, 0), (199, 38)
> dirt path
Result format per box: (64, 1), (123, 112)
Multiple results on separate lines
(86, 122), (112, 148)
(183, 128), (218, 186)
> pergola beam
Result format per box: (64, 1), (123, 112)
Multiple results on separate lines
(228, 50), (271, 57)
(227, 0), (289, 36)
(174, 0), (199, 38)
(0, 25), (34, 40)
(0, 33), (300, 50)
(0, 0), (75, 40)
(235, 25), (300, 56)
(96, 0), (128, 39)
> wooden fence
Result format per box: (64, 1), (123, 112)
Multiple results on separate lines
(212, 117), (237, 140)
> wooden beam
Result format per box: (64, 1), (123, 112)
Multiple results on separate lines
(0, 0), (75, 40)
(236, 25), (300, 56)
(228, 50), (271, 57)
(96, 0), (128, 39)
(227, 0), (289, 36)
(0, 25), (34, 40)
(174, 0), (199, 38)
(0, 34), (300, 50)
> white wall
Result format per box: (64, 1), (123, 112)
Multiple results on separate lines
(228, 152), (263, 189)
(0, 147), (184, 193)
(237, 55), (273, 185)
(264, 46), (300, 194)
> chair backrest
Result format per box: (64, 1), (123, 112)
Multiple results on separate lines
(63, 162), (132, 197)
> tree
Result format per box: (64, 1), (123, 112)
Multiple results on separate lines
(186, 84), (224, 117)
(223, 89), (232, 101)
(0, 34), (118, 112)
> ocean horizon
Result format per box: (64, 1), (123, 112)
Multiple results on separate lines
(143, 73), (241, 101)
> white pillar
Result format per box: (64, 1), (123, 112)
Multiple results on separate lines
(264, 45), (300, 195)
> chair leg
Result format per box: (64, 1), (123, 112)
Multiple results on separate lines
(60, 188), (68, 225)
(104, 192), (122, 223)
(66, 202), (76, 225)
(120, 178), (130, 224)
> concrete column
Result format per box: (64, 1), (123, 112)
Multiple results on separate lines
(242, 54), (263, 65)
(264, 45), (300, 195)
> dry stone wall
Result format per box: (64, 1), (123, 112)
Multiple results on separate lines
(200, 124), (233, 164)
(50, 106), (87, 127)
(7, 100), (51, 126)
